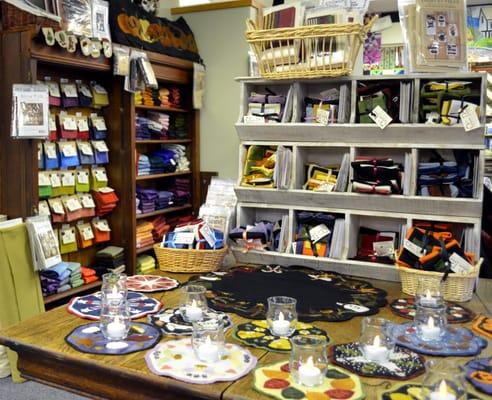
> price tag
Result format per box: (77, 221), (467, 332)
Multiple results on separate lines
(61, 228), (76, 244)
(95, 220), (111, 232)
(77, 117), (89, 132)
(93, 141), (109, 152)
(403, 239), (424, 257)
(373, 240), (394, 257)
(78, 142), (93, 156)
(39, 201), (51, 216)
(174, 232), (195, 245)
(449, 253), (473, 273)
(243, 115), (265, 124)
(49, 114), (57, 131)
(316, 108), (331, 125)
(50, 173), (61, 187)
(62, 116), (77, 131)
(81, 195), (95, 208)
(317, 182), (335, 192)
(94, 169), (108, 182)
(38, 172), (50, 186)
(50, 200), (65, 214)
(98, 186), (114, 193)
(61, 172), (75, 186)
(47, 81), (60, 97)
(92, 83), (107, 94)
(309, 224), (331, 244)
(461, 105), (481, 132)
(199, 223), (217, 247)
(66, 197), (82, 211)
(78, 84), (92, 98)
(92, 117), (107, 131)
(61, 143), (77, 157)
(81, 226), (94, 240)
(45, 143), (57, 159)
(77, 171), (89, 184)
(368, 105), (392, 129)
(62, 83), (77, 98)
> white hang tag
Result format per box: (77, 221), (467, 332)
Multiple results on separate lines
(94, 169), (108, 182)
(368, 105), (392, 129)
(38, 201), (51, 216)
(92, 83), (107, 94)
(317, 182), (335, 192)
(98, 186), (114, 193)
(46, 81), (60, 97)
(316, 108), (331, 125)
(78, 84), (93, 98)
(62, 116), (77, 131)
(45, 143), (57, 159)
(49, 114), (57, 131)
(95, 220), (111, 232)
(81, 226), (94, 240)
(199, 223), (217, 247)
(373, 240), (394, 257)
(61, 143), (77, 157)
(404, 239), (424, 257)
(66, 197), (82, 211)
(460, 105), (481, 132)
(243, 115), (265, 124)
(51, 201), (65, 214)
(343, 303), (370, 313)
(175, 232), (195, 245)
(77, 171), (89, 184)
(309, 224), (331, 244)
(61, 228), (76, 244)
(449, 253), (473, 273)
(38, 172), (50, 186)
(81, 195), (95, 208)
(61, 172), (75, 186)
(93, 141), (109, 152)
(77, 117), (89, 132)
(78, 142), (93, 156)
(62, 83), (77, 98)
(50, 173), (61, 187)
(92, 117), (107, 131)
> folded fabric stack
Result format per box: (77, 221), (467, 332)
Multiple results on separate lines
(136, 187), (158, 214)
(293, 212), (336, 257)
(81, 266), (98, 283)
(134, 91), (144, 106)
(351, 157), (403, 195)
(159, 88), (170, 106)
(303, 96), (338, 123)
(147, 112), (170, 139)
(351, 227), (398, 265)
(247, 91), (286, 122)
(156, 190), (174, 209)
(149, 154), (167, 174)
(92, 189), (119, 215)
(169, 87), (181, 108)
(229, 220), (274, 251)
(137, 221), (155, 248)
(162, 219), (224, 250)
(39, 262), (71, 296)
(136, 254), (156, 274)
(162, 144), (190, 172)
(173, 178), (191, 205)
(304, 163), (339, 191)
(92, 246), (125, 276)
(241, 145), (277, 187)
(135, 116), (152, 140)
(357, 81), (401, 123)
(169, 114), (188, 139)
(67, 262), (83, 288)
(137, 154), (151, 176)
(152, 215), (171, 242)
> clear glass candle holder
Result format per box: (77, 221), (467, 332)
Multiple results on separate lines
(359, 317), (395, 364)
(192, 318), (225, 363)
(99, 300), (130, 341)
(181, 285), (208, 323)
(267, 296), (297, 337)
(415, 277), (444, 308)
(101, 272), (127, 304)
(289, 335), (328, 387)
(422, 360), (466, 400)
(415, 303), (447, 342)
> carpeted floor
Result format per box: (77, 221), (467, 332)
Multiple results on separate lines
(0, 376), (88, 399)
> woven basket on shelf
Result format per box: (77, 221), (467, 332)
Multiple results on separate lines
(397, 258), (483, 302)
(245, 17), (376, 79)
(1, 2), (60, 31)
(153, 244), (228, 273)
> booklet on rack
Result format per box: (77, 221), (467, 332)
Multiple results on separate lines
(11, 84), (49, 139)
(25, 215), (61, 271)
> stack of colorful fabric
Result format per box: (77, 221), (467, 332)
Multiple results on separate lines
(156, 190), (174, 209)
(136, 254), (156, 274)
(39, 262), (71, 296)
(169, 87), (181, 108)
(92, 246), (125, 275)
(136, 221), (155, 248)
(136, 187), (158, 214)
(81, 266), (98, 283)
(173, 178), (191, 205)
(136, 116), (152, 140)
(149, 155), (166, 174)
(134, 91), (143, 106)
(143, 88), (157, 106)
(159, 88), (170, 106)
(92, 189), (119, 216)
(351, 157), (403, 195)
(147, 111), (169, 139)
(169, 114), (188, 139)
(137, 154), (151, 176)
(67, 262), (83, 288)
(152, 215), (171, 242)
(162, 144), (190, 172)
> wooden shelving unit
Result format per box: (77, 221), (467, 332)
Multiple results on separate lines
(233, 74), (486, 282)
(43, 280), (102, 306)
(136, 139), (192, 144)
(135, 104), (189, 113)
(136, 204), (192, 219)
(135, 171), (192, 181)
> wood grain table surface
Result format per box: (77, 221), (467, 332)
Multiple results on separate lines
(0, 271), (490, 400)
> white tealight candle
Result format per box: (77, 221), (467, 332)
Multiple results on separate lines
(106, 286), (122, 302)
(298, 356), (322, 387)
(363, 335), (389, 363)
(429, 380), (456, 400)
(420, 316), (441, 341)
(421, 289), (438, 307)
(185, 299), (203, 322)
(271, 312), (290, 336)
(106, 316), (126, 339)
(197, 335), (219, 363)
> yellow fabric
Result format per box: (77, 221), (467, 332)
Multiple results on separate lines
(0, 223), (45, 382)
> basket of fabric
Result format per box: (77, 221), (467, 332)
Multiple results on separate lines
(245, 16), (376, 79)
(153, 244), (228, 273)
(1, 2), (60, 31)
(397, 259), (482, 302)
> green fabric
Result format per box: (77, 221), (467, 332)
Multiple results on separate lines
(70, 279), (84, 288)
(0, 223), (45, 382)
(69, 272), (82, 282)
(358, 94), (386, 123)
(38, 185), (52, 199)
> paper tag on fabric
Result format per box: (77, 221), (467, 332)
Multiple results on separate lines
(39, 201), (51, 216)
(95, 220), (111, 232)
(50, 173), (61, 187)
(61, 228), (76, 244)
(243, 115), (265, 124)
(93, 141), (109, 152)
(98, 186), (114, 193)
(404, 239), (424, 257)
(78, 142), (93, 155)
(77, 117), (89, 132)
(93, 117), (107, 131)
(316, 108), (331, 125)
(77, 171), (89, 184)
(175, 232), (195, 245)
(61, 172), (75, 186)
(51, 201), (64, 214)
(368, 105), (392, 129)
(79, 84), (92, 98)
(94, 169), (108, 182)
(61, 143), (77, 157)
(45, 143), (57, 159)
(449, 253), (473, 273)
(62, 83), (78, 98)
(309, 224), (331, 244)
(81, 195), (95, 208)
(47, 81), (60, 97)
(461, 105), (481, 132)
(81, 226), (94, 240)
(38, 172), (50, 186)
(49, 114), (57, 131)
(62, 116), (77, 131)
(373, 240), (394, 257)
(200, 223), (217, 247)
(66, 197), (82, 211)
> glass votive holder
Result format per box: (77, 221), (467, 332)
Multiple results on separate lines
(266, 296), (297, 337)
(415, 277), (444, 308)
(101, 272), (127, 304)
(181, 285), (208, 323)
(99, 300), (130, 341)
(422, 360), (466, 400)
(289, 335), (328, 387)
(359, 317), (395, 363)
(414, 303), (447, 342)
(192, 318), (225, 363)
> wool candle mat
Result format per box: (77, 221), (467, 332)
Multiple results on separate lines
(145, 338), (257, 384)
(234, 320), (330, 353)
(126, 275), (179, 292)
(148, 307), (233, 336)
(393, 323), (487, 356)
(378, 383), (485, 400)
(472, 316), (492, 339)
(67, 291), (162, 320)
(65, 322), (161, 355)
(253, 361), (365, 400)
(188, 266), (387, 322)
(329, 343), (426, 380)
(389, 297), (475, 324)
(465, 357), (492, 395)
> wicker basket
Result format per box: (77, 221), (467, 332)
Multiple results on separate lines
(153, 244), (228, 273)
(1, 2), (60, 31)
(245, 17), (376, 79)
(397, 258), (483, 302)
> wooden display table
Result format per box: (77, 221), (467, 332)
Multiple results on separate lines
(0, 272), (490, 400)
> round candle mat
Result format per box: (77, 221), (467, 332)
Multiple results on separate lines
(145, 338), (257, 384)
(253, 361), (365, 400)
(65, 322), (161, 355)
(67, 291), (162, 320)
(234, 320), (330, 353)
(472, 316), (492, 339)
(378, 383), (486, 400)
(126, 275), (179, 292)
(465, 357), (492, 395)
(148, 307), (233, 336)
(389, 298), (475, 324)
(329, 342), (426, 380)
(393, 323), (487, 357)
(188, 266), (387, 322)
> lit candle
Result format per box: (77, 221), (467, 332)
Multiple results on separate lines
(106, 316), (126, 339)
(420, 316), (441, 341)
(106, 286), (122, 302)
(298, 356), (322, 387)
(197, 335), (219, 363)
(421, 289), (438, 307)
(271, 312), (290, 336)
(429, 380), (456, 400)
(363, 335), (389, 363)
(185, 299), (203, 322)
